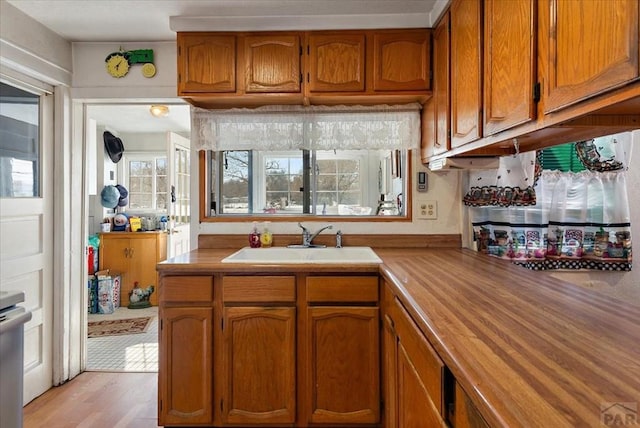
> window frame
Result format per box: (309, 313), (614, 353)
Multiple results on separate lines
(200, 150), (412, 223)
(120, 151), (168, 213)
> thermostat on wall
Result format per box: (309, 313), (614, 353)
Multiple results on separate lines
(417, 172), (428, 192)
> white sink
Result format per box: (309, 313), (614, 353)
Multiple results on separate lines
(221, 247), (382, 264)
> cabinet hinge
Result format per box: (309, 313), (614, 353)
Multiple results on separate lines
(300, 73), (303, 84)
(299, 45), (302, 56)
(307, 73), (310, 83)
(307, 45), (310, 55)
(220, 399), (223, 412)
(221, 318), (224, 330)
(160, 319), (163, 330)
(533, 82), (541, 103)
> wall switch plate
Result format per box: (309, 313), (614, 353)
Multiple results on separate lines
(417, 200), (437, 220)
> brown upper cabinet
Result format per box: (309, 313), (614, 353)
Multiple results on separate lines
(424, 11), (451, 159)
(177, 34), (237, 94)
(177, 29), (431, 107)
(244, 34), (302, 93)
(539, 0), (639, 113)
(178, 32), (301, 97)
(423, 0), (639, 163)
(372, 31), (431, 92)
(306, 33), (366, 92)
(483, 0), (537, 136)
(450, 0), (483, 149)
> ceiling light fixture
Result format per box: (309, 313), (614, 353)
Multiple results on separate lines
(150, 105), (169, 118)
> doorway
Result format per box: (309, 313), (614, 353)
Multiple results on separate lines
(84, 102), (191, 372)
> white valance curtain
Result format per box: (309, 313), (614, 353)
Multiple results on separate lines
(191, 103), (421, 152)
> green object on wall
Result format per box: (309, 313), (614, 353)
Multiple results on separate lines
(540, 143), (586, 172)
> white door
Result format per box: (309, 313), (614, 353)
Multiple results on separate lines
(166, 132), (191, 258)
(0, 78), (54, 404)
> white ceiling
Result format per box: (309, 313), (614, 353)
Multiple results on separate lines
(5, 0), (444, 42)
(6, 0), (445, 134)
(86, 104), (191, 134)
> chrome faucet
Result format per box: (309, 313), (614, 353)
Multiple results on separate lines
(298, 222), (333, 247)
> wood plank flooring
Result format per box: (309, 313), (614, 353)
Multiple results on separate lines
(24, 372), (160, 428)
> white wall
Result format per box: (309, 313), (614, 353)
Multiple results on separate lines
(0, 0), (72, 86)
(119, 132), (167, 151)
(71, 41), (177, 100)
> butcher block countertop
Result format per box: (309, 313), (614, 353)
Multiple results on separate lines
(157, 247), (640, 427)
(377, 248), (640, 428)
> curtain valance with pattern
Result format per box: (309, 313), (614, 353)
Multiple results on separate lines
(191, 104), (421, 152)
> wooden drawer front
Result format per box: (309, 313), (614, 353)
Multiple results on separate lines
(392, 297), (444, 416)
(223, 276), (296, 303)
(161, 276), (213, 303)
(306, 276), (379, 303)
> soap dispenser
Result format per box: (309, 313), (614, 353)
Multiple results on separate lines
(260, 221), (273, 247)
(249, 222), (261, 248)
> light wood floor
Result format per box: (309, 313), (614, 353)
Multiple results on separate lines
(24, 372), (161, 427)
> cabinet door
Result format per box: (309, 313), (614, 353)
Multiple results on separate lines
(451, 0), (483, 148)
(453, 381), (490, 428)
(397, 343), (444, 428)
(541, 0), (639, 113)
(222, 306), (296, 424)
(306, 306), (380, 424)
(433, 12), (451, 155)
(159, 307), (213, 426)
(98, 235), (129, 274)
(420, 97), (437, 161)
(177, 34), (236, 94)
(383, 313), (398, 428)
(372, 31), (430, 91)
(307, 33), (366, 92)
(484, 0), (536, 135)
(244, 35), (301, 93)
(128, 237), (160, 306)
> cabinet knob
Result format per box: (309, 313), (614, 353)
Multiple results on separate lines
(124, 248), (129, 258)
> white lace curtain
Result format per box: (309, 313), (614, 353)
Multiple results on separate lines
(190, 104), (421, 152)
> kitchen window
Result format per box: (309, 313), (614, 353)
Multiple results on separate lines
(194, 104), (419, 221)
(212, 149), (381, 216)
(122, 153), (167, 211)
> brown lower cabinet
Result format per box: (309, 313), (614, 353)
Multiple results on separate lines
(382, 280), (490, 428)
(452, 381), (490, 428)
(306, 275), (380, 424)
(222, 306), (296, 424)
(159, 276), (214, 426)
(159, 272), (380, 427)
(383, 281), (445, 427)
(159, 273), (487, 428)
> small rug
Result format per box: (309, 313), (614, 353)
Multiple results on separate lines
(88, 317), (152, 338)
